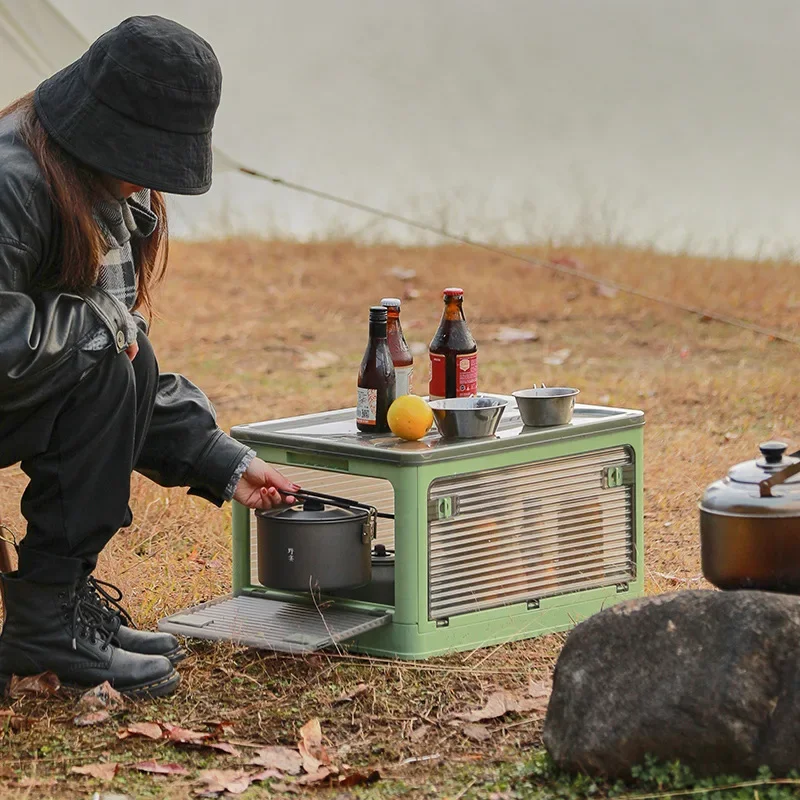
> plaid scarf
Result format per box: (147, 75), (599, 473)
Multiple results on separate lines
(83, 189), (157, 351)
(82, 191), (255, 500)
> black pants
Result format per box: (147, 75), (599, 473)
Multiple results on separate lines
(2, 334), (159, 585)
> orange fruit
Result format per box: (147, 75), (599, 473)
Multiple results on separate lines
(387, 395), (434, 441)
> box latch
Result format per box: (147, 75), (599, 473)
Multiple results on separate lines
(602, 465), (634, 489)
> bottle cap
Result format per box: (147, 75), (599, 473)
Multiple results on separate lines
(369, 306), (388, 322)
(443, 287), (464, 297)
(380, 298), (401, 308)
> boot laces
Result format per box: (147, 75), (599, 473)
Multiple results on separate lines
(78, 577), (135, 631)
(70, 591), (116, 651)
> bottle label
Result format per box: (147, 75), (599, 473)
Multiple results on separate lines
(457, 354), (478, 397)
(395, 365), (413, 397)
(429, 353), (446, 399)
(357, 387), (377, 425)
(429, 353), (478, 399)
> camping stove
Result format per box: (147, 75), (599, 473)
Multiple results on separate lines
(159, 395), (644, 659)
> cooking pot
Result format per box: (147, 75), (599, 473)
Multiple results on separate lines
(700, 441), (800, 592)
(256, 489), (391, 592)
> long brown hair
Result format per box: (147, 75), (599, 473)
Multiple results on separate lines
(0, 93), (168, 315)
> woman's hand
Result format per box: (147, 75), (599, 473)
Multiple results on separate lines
(126, 341), (139, 361)
(233, 457), (299, 510)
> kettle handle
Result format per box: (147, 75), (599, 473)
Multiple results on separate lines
(760, 459), (800, 497)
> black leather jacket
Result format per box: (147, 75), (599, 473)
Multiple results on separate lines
(0, 113), (249, 505)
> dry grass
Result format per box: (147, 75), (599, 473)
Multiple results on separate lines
(0, 239), (798, 797)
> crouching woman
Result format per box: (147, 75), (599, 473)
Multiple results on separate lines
(0, 16), (296, 698)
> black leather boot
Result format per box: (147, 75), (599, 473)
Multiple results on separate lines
(0, 573), (179, 698)
(77, 577), (186, 665)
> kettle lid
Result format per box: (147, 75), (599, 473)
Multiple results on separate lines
(728, 441), (800, 485)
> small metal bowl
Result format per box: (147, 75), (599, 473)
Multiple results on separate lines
(429, 397), (508, 439)
(512, 387), (579, 427)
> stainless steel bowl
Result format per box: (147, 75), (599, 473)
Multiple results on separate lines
(512, 387), (579, 427)
(428, 397), (508, 439)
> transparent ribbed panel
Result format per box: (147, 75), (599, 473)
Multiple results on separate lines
(428, 447), (635, 619)
(250, 467), (395, 586)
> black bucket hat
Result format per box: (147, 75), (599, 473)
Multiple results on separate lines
(34, 15), (222, 195)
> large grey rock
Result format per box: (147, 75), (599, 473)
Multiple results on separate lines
(543, 590), (800, 778)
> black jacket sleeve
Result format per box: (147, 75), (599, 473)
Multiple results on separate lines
(0, 126), (134, 414)
(131, 321), (251, 506)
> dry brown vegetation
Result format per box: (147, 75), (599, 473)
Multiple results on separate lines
(0, 239), (798, 798)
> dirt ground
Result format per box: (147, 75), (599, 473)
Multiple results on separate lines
(0, 239), (798, 798)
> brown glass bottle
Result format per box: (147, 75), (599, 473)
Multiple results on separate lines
(429, 288), (478, 400)
(381, 298), (413, 397)
(357, 306), (396, 433)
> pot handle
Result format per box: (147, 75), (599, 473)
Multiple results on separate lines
(278, 488), (394, 521)
(760, 460), (800, 497)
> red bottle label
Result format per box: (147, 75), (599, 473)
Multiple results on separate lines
(429, 353), (478, 399)
(457, 353), (478, 396)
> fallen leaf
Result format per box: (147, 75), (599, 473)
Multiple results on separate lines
(593, 284), (618, 299)
(163, 722), (211, 744)
(461, 723), (491, 741)
(455, 689), (550, 723)
(389, 266), (416, 281)
(298, 718), (331, 773)
(205, 741), (241, 757)
(455, 692), (509, 722)
(118, 721), (163, 740)
(337, 770), (381, 787)
(492, 327), (539, 344)
(194, 769), (252, 796)
(78, 681), (125, 712)
(724, 432), (739, 441)
(299, 351), (339, 370)
(542, 348), (571, 366)
(7, 671), (60, 698)
(8, 714), (32, 732)
(70, 762), (118, 781)
(409, 341), (428, 356)
(249, 746), (303, 774)
(133, 760), (190, 776)
(0, 709), (32, 732)
(333, 683), (370, 705)
(249, 768), (284, 782)
(409, 723), (430, 742)
(403, 287), (420, 300)
(74, 710), (111, 727)
(527, 678), (552, 712)
(295, 766), (334, 786)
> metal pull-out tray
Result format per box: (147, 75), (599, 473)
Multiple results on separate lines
(158, 594), (391, 654)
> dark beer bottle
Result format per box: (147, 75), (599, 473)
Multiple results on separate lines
(429, 288), (478, 400)
(357, 306), (396, 433)
(381, 298), (414, 397)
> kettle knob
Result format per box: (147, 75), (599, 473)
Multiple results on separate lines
(303, 497), (325, 511)
(759, 441), (788, 464)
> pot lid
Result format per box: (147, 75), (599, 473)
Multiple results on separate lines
(258, 498), (368, 523)
(728, 442), (800, 485)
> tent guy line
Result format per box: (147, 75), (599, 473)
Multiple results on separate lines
(236, 163), (800, 347)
